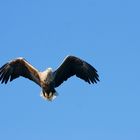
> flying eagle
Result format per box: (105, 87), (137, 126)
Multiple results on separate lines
(0, 56), (99, 101)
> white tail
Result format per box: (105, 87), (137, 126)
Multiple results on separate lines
(40, 91), (58, 101)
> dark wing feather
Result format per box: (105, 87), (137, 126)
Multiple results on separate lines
(53, 56), (99, 87)
(0, 58), (40, 85)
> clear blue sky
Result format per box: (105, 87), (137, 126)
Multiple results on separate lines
(0, 0), (140, 140)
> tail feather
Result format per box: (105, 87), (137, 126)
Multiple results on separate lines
(40, 90), (58, 101)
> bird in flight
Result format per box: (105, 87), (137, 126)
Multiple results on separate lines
(0, 56), (99, 101)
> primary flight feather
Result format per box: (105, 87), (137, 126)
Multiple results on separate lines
(0, 56), (99, 101)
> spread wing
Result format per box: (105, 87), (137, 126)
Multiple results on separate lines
(0, 57), (40, 85)
(53, 56), (99, 87)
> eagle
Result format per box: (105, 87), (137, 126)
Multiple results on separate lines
(0, 56), (99, 101)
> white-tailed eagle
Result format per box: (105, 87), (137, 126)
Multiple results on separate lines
(0, 56), (99, 101)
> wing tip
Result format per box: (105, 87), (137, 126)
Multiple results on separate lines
(0, 64), (10, 84)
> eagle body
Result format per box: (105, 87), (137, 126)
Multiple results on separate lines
(39, 68), (57, 100)
(0, 55), (99, 101)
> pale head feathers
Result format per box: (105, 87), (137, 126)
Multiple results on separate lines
(40, 68), (53, 83)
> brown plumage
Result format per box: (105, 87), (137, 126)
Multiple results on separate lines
(0, 56), (99, 101)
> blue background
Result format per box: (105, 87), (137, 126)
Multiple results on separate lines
(0, 0), (140, 140)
